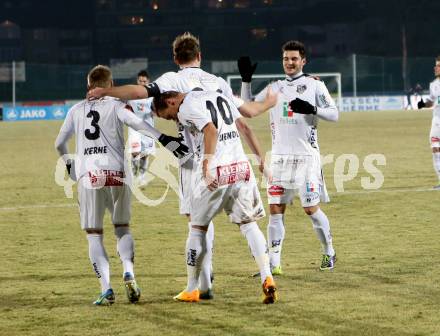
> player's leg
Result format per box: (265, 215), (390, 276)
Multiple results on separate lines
(174, 184), (223, 302)
(229, 179), (277, 304)
(267, 184), (294, 275)
(179, 163), (215, 300)
(79, 181), (114, 305)
(430, 120), (440, 188)
(302, 197), (336, 270)
(110, 184), (140, 303)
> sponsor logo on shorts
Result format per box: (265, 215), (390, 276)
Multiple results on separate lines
(431, 137), (440, 143)
(88, 170), (124, 187)
(306, 182), (315, 192)
(217, 161), (250, 186)
(268, 185), (285, 196)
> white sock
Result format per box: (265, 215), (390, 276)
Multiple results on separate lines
(267, 214), (285, 268)
(199, 221), (214, 292)
(432, 152), (440, 182)
(185, 226), (207, 292)
(240, 222), (271, 284)
(115, 226), (134, 277)
(87, 234), (111, 293)
(309, 209), (335, 256)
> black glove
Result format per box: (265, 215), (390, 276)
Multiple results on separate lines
(158, 134), (189, 158)
(237, 56), (257, 83)
(417, 98), (426, 109)
(289, 98), (317, 115)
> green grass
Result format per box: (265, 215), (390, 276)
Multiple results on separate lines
(0, 110), (439, 336)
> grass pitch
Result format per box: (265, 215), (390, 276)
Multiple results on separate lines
(0, 109), (439, 336)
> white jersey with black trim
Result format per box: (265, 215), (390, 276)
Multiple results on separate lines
(154, 67), (244, 165)
(427, 78), (440, 119)
(56, 96), (156, 180)
(177, 91), (247, 170)
(255, 73), (337, 155)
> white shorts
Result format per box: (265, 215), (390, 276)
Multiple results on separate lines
(178, 159), (195, 215)
(430, 118), (440, 148)
(78, 174), (131, 230)
(190, 162), (265, 226)
(128, 128), (156, 155)
(267, 154), (329, 207)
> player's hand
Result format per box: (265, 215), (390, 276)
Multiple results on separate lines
(87, 87), (107, 100)
(417, 98), (426, 109)
(158, 134), (190, 159)
(238, 56), (257, 83)
(66, 159), (77, 181)
(289, 98), (317, 115)
(204, 171), (218, 191)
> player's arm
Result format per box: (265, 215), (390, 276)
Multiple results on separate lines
(235, 118), (265, 173)
(418, 84), (435, 109)
(238, 56), (257, 102)
(289, 81), (339, 122)
(238, 86), (277, 118)
(54, 109), (75, 178)
(117, 104), (189, 158)
(202, 122), (218, 191)
(87, 81), (162, 101)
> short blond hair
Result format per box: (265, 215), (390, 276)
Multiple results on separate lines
(87, 65), (112, 89)
(172, 32), (200, 64)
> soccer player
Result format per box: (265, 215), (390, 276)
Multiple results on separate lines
(127, 70), (155, 185)
(417, 56), (440, 189)
(87, 32), (269, 299)
(54, 65), (188, 305)
(153, 89), (278, 304)
(239, 40), (339, 273)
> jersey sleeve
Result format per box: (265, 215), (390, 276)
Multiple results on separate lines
(178, 97), (211, 131)
(154, 72), (179, 93)
(54, 107), (75, 156)
(254, 85), (269, 102)
(315, 81), (339, 122)
(427, 82), (435, 103)
(216, 77), (243, 108)
(115, 102), (161, 138)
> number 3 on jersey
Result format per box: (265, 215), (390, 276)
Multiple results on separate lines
(85, 110), (100, 140)
(206, 96), (233, 128)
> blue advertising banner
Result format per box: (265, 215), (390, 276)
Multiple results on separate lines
(3, 105), (71, 121)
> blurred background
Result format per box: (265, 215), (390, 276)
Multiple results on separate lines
(0, 0), (437, 111)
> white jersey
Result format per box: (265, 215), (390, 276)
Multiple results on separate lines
(255, 73), (337, 155)
(56, 96), (157, 180)
(129, 97), (154, 127)
(427, 78), (440, 119)
(177, 91), (246, 173)
(153, 67), (244, 165)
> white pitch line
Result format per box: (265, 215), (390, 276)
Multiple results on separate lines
(0, 186), (437, 212)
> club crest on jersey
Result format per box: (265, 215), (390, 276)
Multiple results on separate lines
(283, 102), (294, 117)
(296, 85), (307, 94)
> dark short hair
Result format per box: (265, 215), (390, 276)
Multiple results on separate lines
(137, 70), (149, 78)
(282, 40), (306, 59)
(436, 56), (440, 62)
(173, 32), (200, 64)
(152, 91), (180, 115)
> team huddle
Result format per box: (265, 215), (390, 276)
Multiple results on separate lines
(55, 32), (341, 305)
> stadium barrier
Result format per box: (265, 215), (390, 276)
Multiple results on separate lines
(2, 102), (73, 122)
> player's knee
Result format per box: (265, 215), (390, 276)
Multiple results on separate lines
(432, 147), (440, 153)
(114, 225), (130, 238)
(303, 205), (319, 216)
(269, 203), (285, 215)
